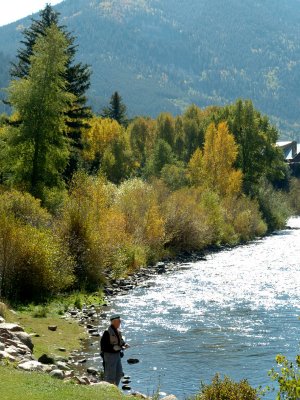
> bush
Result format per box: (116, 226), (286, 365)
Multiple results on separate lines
(223, 195), (267, 242)
(162, 188), (215, 251)
(0, 216), (74, 302)
(192, 374), (260, 400)
(0, 190), (74, 302)
(269, 354), (300, 400)
(289, 178), (300, 215)
(257, 180), (292, 231)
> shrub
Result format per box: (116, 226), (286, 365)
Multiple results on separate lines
(192, 374), (260, 400)
(257, 180), (291, 231)
(162, 188), (214, 251)
(269, 354), (300, 400)
(0, 212), (74, 302)
(289, 178), (300, 215)
(0, 189), (51, 228)
(223, 195), (267, 242)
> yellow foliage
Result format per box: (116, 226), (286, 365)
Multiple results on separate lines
(83, 117), (124, 161)
(202, 122), (243, 196)
(187, 147), (205, 186)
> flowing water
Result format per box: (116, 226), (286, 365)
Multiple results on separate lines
(79, 217), (300, 399)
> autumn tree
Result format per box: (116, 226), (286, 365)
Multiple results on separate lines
(10, 5), (92, 179)
(5, 25), (73, 201)
(189, 122), (243, 197)
(102, 91), (128, 126)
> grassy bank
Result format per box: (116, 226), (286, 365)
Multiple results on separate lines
(3, 292), (104, 359)
(0, 366), (132, 400)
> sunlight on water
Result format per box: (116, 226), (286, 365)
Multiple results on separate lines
(93, 218), (300, 398)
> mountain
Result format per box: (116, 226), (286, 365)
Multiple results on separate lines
(1, 0), (300, 139)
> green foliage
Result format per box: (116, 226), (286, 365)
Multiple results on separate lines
(145, 139), (175, 177)
(10, 5), (92, 179)
(102, 91), (128, 126)
(289, 178), (300, 215)
(257, 180), (291, 231)
(0, 190), (74, 302)
(269, 354), (300, 400)
(5, 25), (73, 202)
(191, 374), (260, 400)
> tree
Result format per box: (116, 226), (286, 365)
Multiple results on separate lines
(10, 5), (92, 179)
(202, 122), (243, 197)
(102, 91), (128, 125)
(6, 25), (74, 201)
(145, 139), (175, 177)
(228, 100), (288, 193)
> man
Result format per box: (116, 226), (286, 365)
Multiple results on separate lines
(100, 314), (129, 386)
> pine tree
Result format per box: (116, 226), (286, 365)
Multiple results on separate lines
(6, 25), (73, 201)
(10, 5), (92, 179)
(102, 92), (128, 125)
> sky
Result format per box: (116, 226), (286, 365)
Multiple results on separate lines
(0, 0), (63, 27)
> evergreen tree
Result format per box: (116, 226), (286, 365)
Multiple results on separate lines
(10, 5), (92, 179)
(102, 92), (128, 125)
(6, 25), (73, 201)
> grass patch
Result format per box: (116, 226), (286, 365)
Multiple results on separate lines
(0, 366), (133, 400)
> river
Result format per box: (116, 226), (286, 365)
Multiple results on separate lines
(79, 217), (300, 399)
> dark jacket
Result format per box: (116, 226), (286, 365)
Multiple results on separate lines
(100, 325), (125, 353)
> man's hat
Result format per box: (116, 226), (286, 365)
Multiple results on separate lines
(110, 314), (121, 321)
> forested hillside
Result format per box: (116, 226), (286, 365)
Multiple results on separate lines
(1, 0), (300, 139)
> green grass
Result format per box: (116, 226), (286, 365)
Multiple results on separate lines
(3, 292), (105, 359)
(0, 366), (134, 400)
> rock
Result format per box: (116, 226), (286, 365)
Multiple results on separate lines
(5, 345), (19, 357)
(0, 350), (16, 362)
(0, 343), (4, 351)
(87, 367), (98, 375)
(91, 332), (100, 337)
(18, 360), (45, 372)
(58, 347), (66, 352)
(122, 378), (131, 384)
(50, 369), (65, 379)
(78, 358), (87, 364)
(0, 323), (24, 333)
(122, 385), (132, 391)
(161, 396), (178, 400)
(56, 361), (70, 370)
(0, 317), (5, 324)
(15, 331), (34, 351)
(38, 354), (55, 365)
(131, 392), (149, 399)
(75, 376), (90, 385)
(48, 325), (57, 332)
(123, 375), (131, 379)
(94, 381), (115, 389)
(127, 358), (140, 364)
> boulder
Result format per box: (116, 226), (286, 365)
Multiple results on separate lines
(122, 385), (131, 391)
(0, 350), (16, 362)
(18, 360), (45, 372)
(50, 369), (65, 380)
(5, 345), (19, 357)
(0, 317), (5, 324)
(0, 323), (24, 333)
(15, 331), (34, 351)
(161, 396), (178, 400)
(0, 343), (4, 351)
(38, 354), (55, 365)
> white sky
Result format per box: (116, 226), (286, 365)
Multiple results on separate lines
(0, 1), (63, 27)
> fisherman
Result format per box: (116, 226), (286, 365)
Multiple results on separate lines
(100, 314), (129, 386)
